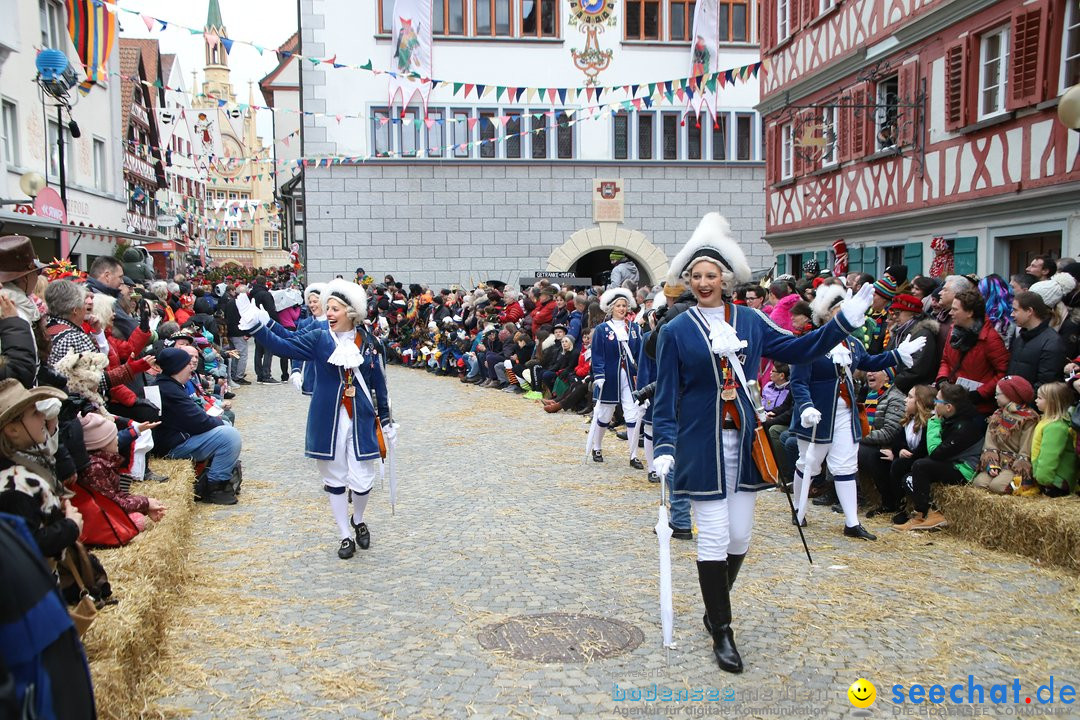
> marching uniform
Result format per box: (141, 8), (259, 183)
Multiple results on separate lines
(637, 329), (658, 480)
(585, 288), (643, 463)
(650, 213), (873, 675)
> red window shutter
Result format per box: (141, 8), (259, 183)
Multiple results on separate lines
(789, 0), (801, 34)
(837, 92), (852, 163)
(801, 0), (816, 28)
(897, 60), (920, 147)
(1007, 0), (1049, 110)
(849, 82), (871, 158)
(944, 39), (967, 130)
(765, 123), (777, 184)
(761, 0), (775, 50)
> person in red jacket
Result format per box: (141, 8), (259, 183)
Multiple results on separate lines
(498, 288), (524, 324)
(936, 290), (1010, 415)
(528, 286), (557, 337)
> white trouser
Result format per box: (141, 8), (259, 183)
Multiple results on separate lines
(691, 429), (758, 561)
(794, 401), (858, 518)
(317, 407), (378, 494)
(589, 369), (640, 453)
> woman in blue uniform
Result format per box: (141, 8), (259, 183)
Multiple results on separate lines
(652, 213), (876, 674)
(585, 288), (643, 465)
(282, 283), (328, 395)
(789, 285), (923, 540)
(238, 279), (395, 560)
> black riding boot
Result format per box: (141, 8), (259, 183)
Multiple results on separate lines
(703, 553), (747, 632)
(696, 560), (743, 674)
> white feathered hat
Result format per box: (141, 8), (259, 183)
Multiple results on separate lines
(666, 213), (752, 287)
(600, 287), (637, 313)
(810, 284), (847, 326)
(305, 282), (327, 300)
(321, 278), (367, 321)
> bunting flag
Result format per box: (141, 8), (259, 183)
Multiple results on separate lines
(66, 0), (118, 88)
(387, 0), (434, 115)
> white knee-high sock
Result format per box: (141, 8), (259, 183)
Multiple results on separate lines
(327, 493), (351, 539)
(644, 436), (655, 472)
(835, 478), (860, 528)
(352, 491), (369, 525)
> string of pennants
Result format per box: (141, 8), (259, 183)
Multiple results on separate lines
(100, 0), (763, 103)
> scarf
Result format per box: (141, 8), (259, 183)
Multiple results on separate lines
(949, 320), (982, 352)
(864, 383), (891, 424)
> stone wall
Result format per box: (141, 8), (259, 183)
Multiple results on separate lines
(302, 162), (768, 286)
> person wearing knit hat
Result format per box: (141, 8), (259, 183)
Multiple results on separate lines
(790, 285), (927, 543)
(651, 213), (882, 675)
(79, 412), (166, 531)
(1028, 272), (1077, 326)
(237, 279), (395, 560)
(884, 264), (909, 289)
(972, 375), (1039, 494)
(607, 249), (640, 290)
(884, 293), (940, 394)
(585, 288), (643, 465)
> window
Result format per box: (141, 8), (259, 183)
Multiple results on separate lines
(638, 112), (655, 159)
(875, 74), (899, 149)
(505, 111), (522, 158)
(530, 112), (548, 158)
(263, 231), (280, 249)
(711, 113), (728, 160)
(777, 0), (790, 42)
(378, 0), (393, 33)
(556, 111), (573, 159)
(479, 110), (497, 158)
(475, 0), (512, 36)
(978, 26), (1009, 119)
(433, 0), (467, 35)
(399, 108), (420, 157)
(780, 123), (793, 179)
(228, 231), (240, 248)
(1, 100), (18, 167)
(613, 112), (630, 159)
(40, 0), (64, 49)
(1063, 0), (1080, 91)
(451, 109), (471, 157)
(669, 0), (694, 41)
(687, 116), (703, 159)
(736, 113), (754, 160)
(294, 196), (305, 222)
(626, 0), (661, 40)
(228, 191), (239, 200)
(373, 108), (390, 156)
(819, 0), (834, 11)
(719, 0), (749, 42)
(821, 104), (837, 166)
(521, 0), (557, 37)
(46, 120), (72, 182)
(662, 113), (679, 159)
(427, 109), (445, 157)
(93, 138), (106, 190)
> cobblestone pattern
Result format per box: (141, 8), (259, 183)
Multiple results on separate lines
(301, 163), (770, 287)
(150, 366), (1079, 719)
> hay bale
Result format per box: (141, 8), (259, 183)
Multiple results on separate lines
(936, 485), (1080, 574)
(81, 458), (196, 720)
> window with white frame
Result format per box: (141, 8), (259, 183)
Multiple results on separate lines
(687, 116), (703, 159)
(40, 0), (64, 49)
(556, 111), (573, 159)
(451, 109), (471, 157)
(781, 123), (793, 179)
(735, 113), (754, 160)
(530, 113), (548, 159)
(479, 109), (497, 158)
(613, 113), (630, 159)
(638, 112), (655, 159)
(228, 230), (240, 247)
(777, 0), (790, 42)
(661, 113), (679, 159)
(1, 100), (18, 167)
(712, 114), (728, 160)
(978, 26), (1009, 119)
(427, 108), (445, 157)
(819, 0), (835, 12)
(263, 231), (280, 249)
(505, 110), (523, 158)
(372, 108), (390, 156)
(875, 74), (899, 150)
(93, 138), (107, 190)
(821, 104), (838, 166)
(399, 108), (421, 158)
(1062, 0), (1080, 92)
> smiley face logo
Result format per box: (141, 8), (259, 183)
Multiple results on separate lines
(848, 678), (876, 709)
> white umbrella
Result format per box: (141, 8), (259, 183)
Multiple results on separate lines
(386, 423), (400, 515)
(655, 469), (676, 648)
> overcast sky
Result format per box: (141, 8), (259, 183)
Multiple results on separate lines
(118, 0), (299, 147)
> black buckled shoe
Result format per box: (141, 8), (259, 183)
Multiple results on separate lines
(592, 450), (604, 463)
(629, 457), (645, 470)
(843, 523), (877, 541)
(647, 471), (660, 483)
(670, 526), (694, 540)
(338, 538), (356, 559)
(352, 520), (371, 550)
(791, 512), (807, 527)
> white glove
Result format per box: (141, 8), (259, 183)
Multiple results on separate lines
(896, 335), (927, 368)
(800, 407), (822, 428)
(593, 379), (604, 396)
(382, 422), (398, 448)
(839, 283), (875, 328)
(654, 454), (674, 479)
(289, 371), (303, 392)
(236, 294), (266, 332)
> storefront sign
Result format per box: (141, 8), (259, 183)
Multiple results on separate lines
(33, 188), (69, 257)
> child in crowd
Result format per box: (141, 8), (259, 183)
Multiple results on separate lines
(762, 363), (795, 485)
(1030, 382), (1078, 497)
(78, 413), (166, 532)
(874, 384), (936, 519)
(973, 376), (1038, 494)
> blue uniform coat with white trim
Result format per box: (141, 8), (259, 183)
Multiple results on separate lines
(590, 320), (642, 404)
(252, 321), (389, 461)
(637, 330), (657, 424)
(788, 338), (899, 444)
(652, 304), (858, 499)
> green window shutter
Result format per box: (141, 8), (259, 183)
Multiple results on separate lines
(862, 247), (878, 276)
(848, 247), (862, 273)
(903, 242), (923, 277)
(816, 250), (829, 273)
(776, 255), (786, 275)
(953, 237), (978, 275)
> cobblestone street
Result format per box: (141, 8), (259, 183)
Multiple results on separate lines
(150, 365), (1080, 719)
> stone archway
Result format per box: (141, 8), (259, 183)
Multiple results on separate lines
(546, 224), (669, 285)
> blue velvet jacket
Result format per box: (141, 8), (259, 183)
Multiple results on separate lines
(590, 319), (642, 404)
(291, 315), (329, 395)
(252, 321), (390, 462)
(653, 304), (858, 499)
(637, 330), (657, 424)
(788, 337), (899, 444)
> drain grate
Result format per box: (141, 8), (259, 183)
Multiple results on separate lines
(478, 612), (644, 663)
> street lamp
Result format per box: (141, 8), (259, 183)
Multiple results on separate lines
(1059, 85), (1080, 131)
(0, 172), (47, 207)
(34, 49), (81, 209)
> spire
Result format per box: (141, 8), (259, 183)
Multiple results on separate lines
(206, 0), (223, 30)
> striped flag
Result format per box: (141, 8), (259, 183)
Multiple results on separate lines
(65, 0), (117, 91)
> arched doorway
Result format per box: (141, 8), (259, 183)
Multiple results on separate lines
(573, 248), (646, 286)
(546, 225), (669, 286)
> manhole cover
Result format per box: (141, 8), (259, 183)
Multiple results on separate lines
(478, 613), (644, 663)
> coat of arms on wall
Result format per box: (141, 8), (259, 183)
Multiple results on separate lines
(569, 0), (616, 86)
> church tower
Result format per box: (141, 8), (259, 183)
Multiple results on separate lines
(202, 0), (234, 102)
